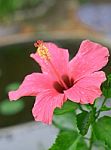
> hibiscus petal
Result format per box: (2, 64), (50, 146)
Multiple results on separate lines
(32, 90), (66, 124)
(64, 71), (106, 104)
(30, 42), (69, 78)
(69, 40), (109, 81)
(8, 73), (53, 100)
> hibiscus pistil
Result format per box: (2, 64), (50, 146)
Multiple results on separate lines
(34, 40), (51, 60)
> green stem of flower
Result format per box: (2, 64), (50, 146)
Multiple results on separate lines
(88, 103), (97, 150)
(96, 97), (107, 119)
(78, 104), (84, 111)
(89, 126), (93, 150)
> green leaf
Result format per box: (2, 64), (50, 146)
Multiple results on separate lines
(54, 100), (77, 115)
(53, 112), (77, 130)
(93, 140), (109, 150)
(92, 131), (109, 150)
(102, 87), (111, 98)
(83, 104), (92, 111)
(93, 116), (111, 149)
(102, 74), (111, 98)
(49, 130), (88, 150)
(77, 111), (93, 136)
(100, 105), (111, 111)
(107, 74), (111, 81)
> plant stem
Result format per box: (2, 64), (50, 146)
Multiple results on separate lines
(78, 104), (84, 111)
(88, 97), (107, 149)
(89, 126), (93, 150)
(96, 97), (107, 119)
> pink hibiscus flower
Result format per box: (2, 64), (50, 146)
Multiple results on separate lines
(8, 40), (109, 124)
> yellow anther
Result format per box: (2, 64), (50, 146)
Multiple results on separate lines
(34, 40), (50, 60)
(37, 45), (50, 60)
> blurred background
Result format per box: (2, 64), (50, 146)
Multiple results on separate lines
(0, 0), (111, 150)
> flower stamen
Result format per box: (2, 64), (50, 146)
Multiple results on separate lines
(34, 40), (68, 90)
(34, 40), (50, 60)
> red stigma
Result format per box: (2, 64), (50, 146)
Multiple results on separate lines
(34, 40), (43, 47)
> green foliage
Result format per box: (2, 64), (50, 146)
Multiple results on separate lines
(92, 129), (109, 150)
(53, 112), (77, 130)
(102, 86), (111, 98)
(102, 74), (111, 98)
(93, 140), (109, 150)
(100, 105), (111, 112)
(49, 130), (88, 150)
(53, 101), (78, 130)
(77, 111), (93, 136)
(0, 0), (42, 18)
(54, 100), (78, 115)
(93, 116), (111, 149)
(83, 104), (92, 111)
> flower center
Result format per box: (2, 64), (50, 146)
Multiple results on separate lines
(53, 75), (74, 93)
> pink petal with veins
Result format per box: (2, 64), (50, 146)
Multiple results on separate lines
(69, 40), (109, 81)
(65, 71), (106, 104)
(9, 73), (53, 100)
(32, 90), (66, 124)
